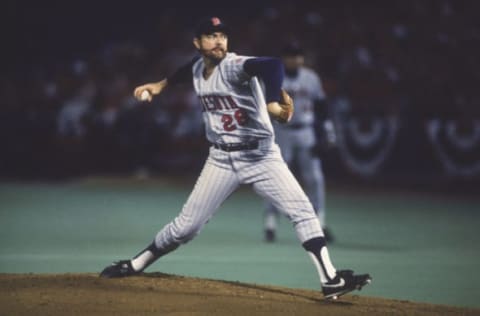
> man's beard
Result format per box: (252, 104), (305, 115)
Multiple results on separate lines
(202, 47), (226, 64)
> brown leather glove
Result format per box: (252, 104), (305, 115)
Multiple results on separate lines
(274, 89), (294, 123)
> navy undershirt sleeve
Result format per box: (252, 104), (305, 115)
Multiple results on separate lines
(167, 55), (201, 86)
(243, 57), (284, 103)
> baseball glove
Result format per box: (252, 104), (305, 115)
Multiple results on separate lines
(275, 89), (294, 124)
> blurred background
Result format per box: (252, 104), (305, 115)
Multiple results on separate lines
(1, 0), (480, 309)
(1, 0), (479, 189)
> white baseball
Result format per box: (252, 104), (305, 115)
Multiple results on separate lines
(140, 90), (151, 101)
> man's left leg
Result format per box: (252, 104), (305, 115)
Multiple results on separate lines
(263, 130), (294, 242)
(249, 156), (370, 299)
(297, 146), (334, 241)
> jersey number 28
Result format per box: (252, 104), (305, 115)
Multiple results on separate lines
(221, 109), (249, 131)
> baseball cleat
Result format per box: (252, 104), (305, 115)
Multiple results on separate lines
(264, 229), (276, 242)
(99, 260), (138, 278)
(322, 269), (372, 300)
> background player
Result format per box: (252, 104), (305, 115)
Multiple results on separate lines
(264, 43), (337, 242)
(99, 17), (370, 300)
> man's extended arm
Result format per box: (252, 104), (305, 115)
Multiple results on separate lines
(133, 56), (200, 102)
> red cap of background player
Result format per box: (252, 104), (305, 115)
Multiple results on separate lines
(195, 17), (229, 38)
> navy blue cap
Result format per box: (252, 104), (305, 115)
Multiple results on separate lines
(281, 42), (305, 57)
(195, 17), (229, 38)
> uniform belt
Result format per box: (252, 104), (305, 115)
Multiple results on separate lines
(212, 141), (259, 152)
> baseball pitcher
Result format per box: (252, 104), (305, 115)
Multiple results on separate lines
(100, 17), (370, 300)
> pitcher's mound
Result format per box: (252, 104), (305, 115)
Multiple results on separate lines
(0, 273), (477, 316)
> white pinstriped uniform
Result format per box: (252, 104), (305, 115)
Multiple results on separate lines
(266, 67), (328, 226)
(153, 53), (324, 251)
(104, 19), (368, 290)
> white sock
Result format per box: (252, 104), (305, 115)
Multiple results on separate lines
(308, 246), (337, 284)
(265, 213), (277, 230)
(131, 250), (155, 272)
(303, 237), (337, 285)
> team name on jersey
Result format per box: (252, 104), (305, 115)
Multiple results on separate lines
(199, 95), (239, 112)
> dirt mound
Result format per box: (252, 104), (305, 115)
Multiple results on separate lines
(0, 273), (477, 316)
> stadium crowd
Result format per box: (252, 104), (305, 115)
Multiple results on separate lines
(1, 0), (478, 180)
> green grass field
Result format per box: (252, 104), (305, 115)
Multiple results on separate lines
(1, 177), (479, 308)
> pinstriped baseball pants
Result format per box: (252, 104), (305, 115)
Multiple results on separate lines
(266, 126), (326, 225)
(154, 140), (323, 251)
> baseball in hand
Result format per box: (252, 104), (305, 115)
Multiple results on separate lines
(140, 90), (151, 101)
